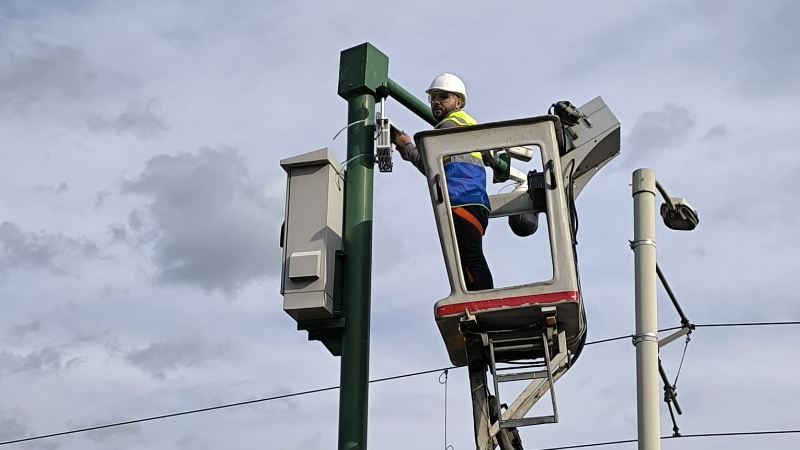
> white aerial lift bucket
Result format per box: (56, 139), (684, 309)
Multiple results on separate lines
(413, 98), (620, 449)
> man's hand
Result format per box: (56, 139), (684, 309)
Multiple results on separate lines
(392, 131), (412, 161)
(481, 150), (495, 168)
(392, 131), (412, 147)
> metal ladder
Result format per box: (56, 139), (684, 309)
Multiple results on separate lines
(461, 306), (573, 450)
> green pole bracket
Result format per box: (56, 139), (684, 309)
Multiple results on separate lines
(338, 43), (389, 101)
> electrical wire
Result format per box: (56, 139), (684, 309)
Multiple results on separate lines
(533, 437), (638, 449)
(2, 321), (797, 447)
(695, 321), (800, 328)
(530, 429), (800, 450)
(583, 334), (631, 346)
(563, 155), (588, 368)
(584, 320), (800, 347)
(0, 367), (445, 447)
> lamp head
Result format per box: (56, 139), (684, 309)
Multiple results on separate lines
(660, 197), (699, 231)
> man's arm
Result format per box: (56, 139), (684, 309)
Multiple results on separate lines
(402, 120), (458, 175)
(400, 141), (426, 175)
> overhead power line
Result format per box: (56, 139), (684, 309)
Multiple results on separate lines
(531, 429), (800, 450)
(0, 368), (444, 447)
(584, 320), (800, 347)
(694, 321), (800, 328)
(1, 320), (798, 447)
(0, 385), (340, 447)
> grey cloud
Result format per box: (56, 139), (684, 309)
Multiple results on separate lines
(557, 0), (800, 99)
(0, 0), (92, 21)
(621, 103), (696, 166)
(119, 146), (283, 295)
(10, 320), (41, 337)
(86, 98), (168, 140)
(5, 320), (42, 345)
(0, 410), (28, 442)
(0, 346), (82, 377)
(0, 408), (59, 450)
(124, 339), (233, 379)
(176, 436), (209, 450)
(106, 224), (128, 244)
(127, 208), (145, 233)
(31, 182), (69, 196)
(0, 40), (129, 114)
(93, 190), (112, 210)
(0, 222), (100, 276)
(701, 124), (729, 142)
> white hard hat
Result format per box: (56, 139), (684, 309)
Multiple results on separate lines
(426, 72), (467, 107)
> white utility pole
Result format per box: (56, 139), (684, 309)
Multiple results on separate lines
(632, 168), (661, 450)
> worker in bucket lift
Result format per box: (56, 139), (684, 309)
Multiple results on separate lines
(392, 72), (495, 292)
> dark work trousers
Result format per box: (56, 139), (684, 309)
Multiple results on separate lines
(452, 205), (494, 291)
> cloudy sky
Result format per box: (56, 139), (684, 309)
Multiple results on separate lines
(1, 0), (799, 449)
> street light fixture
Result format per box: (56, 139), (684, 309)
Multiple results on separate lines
(656, 181), (700, 231)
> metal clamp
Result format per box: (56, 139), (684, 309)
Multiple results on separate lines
(629, 238), (656, 250)
(632, 332), (658, 346)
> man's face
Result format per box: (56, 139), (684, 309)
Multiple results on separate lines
(429, 90), (462, 121)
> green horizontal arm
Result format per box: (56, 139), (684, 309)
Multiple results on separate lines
(386, 78), (437, 126)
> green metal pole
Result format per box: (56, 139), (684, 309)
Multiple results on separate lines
(338, 91), (376, 450)
(386, 78), (437, 126)
(336, 42), (462, 450)
(336, 42), (388, 450)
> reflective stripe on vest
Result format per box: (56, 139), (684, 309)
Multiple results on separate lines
(442, 113), (474, 127)
(437, 111), (483, 166)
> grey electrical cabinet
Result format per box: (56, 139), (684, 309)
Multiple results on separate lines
(279, 148), (344, 322)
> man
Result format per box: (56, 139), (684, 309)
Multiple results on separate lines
(392, 72), (494, 292)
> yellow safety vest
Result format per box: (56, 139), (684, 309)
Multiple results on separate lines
(437, 111), (483, 164)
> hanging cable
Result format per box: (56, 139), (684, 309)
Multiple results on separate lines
(332, 119), (370, 141)
(331, 114), (382, 173)
(439, 369), (453, 450)
(496, 182), (517, 195)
